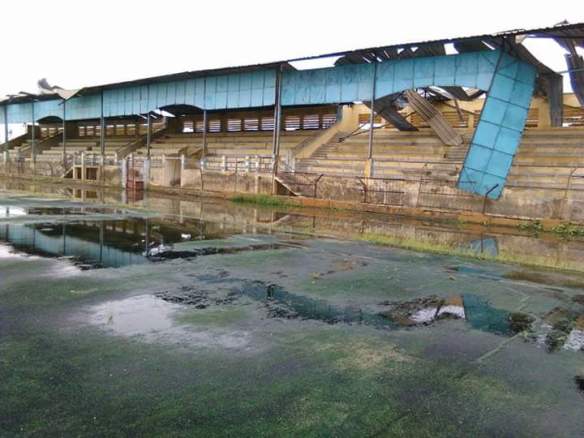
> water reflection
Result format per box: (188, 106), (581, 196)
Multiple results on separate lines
(0, 217), (235, 269)
(2, 181), (584, 273)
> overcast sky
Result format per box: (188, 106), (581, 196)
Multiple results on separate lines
(1, 0), (583, 97)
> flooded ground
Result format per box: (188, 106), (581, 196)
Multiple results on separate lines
(1, 181), (584, 436)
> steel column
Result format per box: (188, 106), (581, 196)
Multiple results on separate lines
(62, 99), (67, 159)
(3, 105), (8, 154)
(202, 109), (208, 157)
(31, 101), (36, 164)
(100, 91), (105, 156)
(146, 113), (152, 157)
(271, 66), (283, 157)
(202, 79), (208, 158)
(367, 62), (378, 160)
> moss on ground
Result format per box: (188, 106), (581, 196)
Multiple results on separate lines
(175, 306), (251, 327)
(230, 193), (292, 208)
(0, 322), (565, 437)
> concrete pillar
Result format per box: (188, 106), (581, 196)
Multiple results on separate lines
(537, 98), (552, 128)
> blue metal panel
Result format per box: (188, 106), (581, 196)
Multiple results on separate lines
(35, 99), (63, 120)
(2, 69), (276, 121)
(282, 63), (373, 105)
(458, 52), (536, 198)
(7, 102), (32, 123)
(282, 51), (501, 105)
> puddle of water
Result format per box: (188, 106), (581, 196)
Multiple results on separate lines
(0, 206), (27, 218)
(91, 295), (180, 336)
(86, 294), (252, 349)
(157, 277), (528, 339)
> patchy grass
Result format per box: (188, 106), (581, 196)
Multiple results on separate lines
(230, 193), (293, 208)
(551, 223), (584, 237)
(355, 232), (584, 273)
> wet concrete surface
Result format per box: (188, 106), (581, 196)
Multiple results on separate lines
(2, 186), (584, 436)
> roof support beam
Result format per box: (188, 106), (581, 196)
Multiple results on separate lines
(271, 67), (283, 159)
(100, 91), (105, 157)
(404, 90), (463, 146)
(3, 105), (8, 154)
(367, 63), (378, 160)
(31, 101), (36, 167)
(365, 94), (417, 131)
(62, 99), (67, 163)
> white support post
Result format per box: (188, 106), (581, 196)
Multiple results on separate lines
(143, 157), (150, 190)
(81, 152), (86, 181)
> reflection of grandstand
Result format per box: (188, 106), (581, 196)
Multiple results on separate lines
(0, 216), (239, 268)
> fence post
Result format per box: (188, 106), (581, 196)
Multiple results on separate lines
(222, 155), (227, 172)
(314, 174), (324, 198)
(234, 159), (238, 193)
(562, 168), (578, 221)
(482, 184), (499, 215)
(364, 179), (368, 203)
(415, 178), (424, 208)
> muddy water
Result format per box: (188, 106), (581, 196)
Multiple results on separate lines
(2, 183), (584, 436)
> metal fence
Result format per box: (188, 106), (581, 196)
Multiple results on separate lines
(201, 155), (274, 174)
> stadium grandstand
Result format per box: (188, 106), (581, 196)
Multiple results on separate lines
(1, 22), (584, 218)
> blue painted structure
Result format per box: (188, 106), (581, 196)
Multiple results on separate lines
(0, 50), (536, 198)
(458, 52), (536, 198)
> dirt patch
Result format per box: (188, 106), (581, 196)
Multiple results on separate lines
(575, 376), (584, 393)
(504, 270), (584, 290)
(319, 340), (415, 371)
(156, 286), (239, 309)
(509, 312), (535, 334)
(379, 295), (464, 327)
